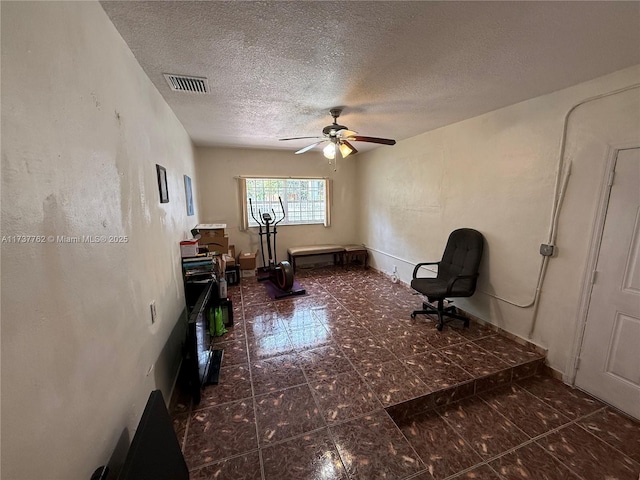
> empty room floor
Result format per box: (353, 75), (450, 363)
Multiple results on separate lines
(171, 266), (640, 480)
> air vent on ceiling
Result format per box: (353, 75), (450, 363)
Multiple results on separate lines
(163, 74), (209, 94)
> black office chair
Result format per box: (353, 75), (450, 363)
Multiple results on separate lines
(410, 228), (484, 331)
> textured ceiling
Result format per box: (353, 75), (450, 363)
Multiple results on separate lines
(101, 1), (640, 152)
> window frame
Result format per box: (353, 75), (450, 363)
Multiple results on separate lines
(239, 176), (331, 229)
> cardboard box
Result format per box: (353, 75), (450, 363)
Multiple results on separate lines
(196, 223), (226, 237)
(238, 250), (258, 270)
(214, 254), (226, 275)
(241, 269), (256, 278)
(199, 230), (228, 244)
(199, 228), (225, 238)
(180, 240), (198, 257)
(200, 234), (229, 253)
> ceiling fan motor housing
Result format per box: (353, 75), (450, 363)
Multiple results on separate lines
(323, 123), (347, 136)
(323, 107), (346, 136)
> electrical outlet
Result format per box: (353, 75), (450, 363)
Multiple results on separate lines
(150, 300), (157, 324)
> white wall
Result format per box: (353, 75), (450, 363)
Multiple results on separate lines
(195, 147), (359, 266)
(1, 3), (198, 479)
(357, 65), (640, 374)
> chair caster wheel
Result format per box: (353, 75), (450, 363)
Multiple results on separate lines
(437, 323), (444, 331)
(410, 313), (416, 319)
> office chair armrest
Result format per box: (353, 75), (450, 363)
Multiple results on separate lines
(412, 262), (440, 279)
(445, 273), (479, 296)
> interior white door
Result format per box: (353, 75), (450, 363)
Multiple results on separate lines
(575, 148), (640, 420)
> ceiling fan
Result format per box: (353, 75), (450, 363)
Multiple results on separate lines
(279, 108), (396, 161)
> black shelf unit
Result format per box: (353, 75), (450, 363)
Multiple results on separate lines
(181, 258), (234, 404)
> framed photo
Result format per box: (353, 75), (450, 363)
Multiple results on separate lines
(156, 164), (169, 203)
(184, 175), (194, 216)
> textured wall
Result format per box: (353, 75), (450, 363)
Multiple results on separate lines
(195, 146), (358, 266)
(1, 2), (197, 478)
(357, 65), (640, 375)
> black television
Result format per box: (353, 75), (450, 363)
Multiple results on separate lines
(117, 390), (189, 480)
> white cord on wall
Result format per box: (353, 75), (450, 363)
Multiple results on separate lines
(527, 83), (640, 338)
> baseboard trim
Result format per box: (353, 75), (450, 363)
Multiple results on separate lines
(540, 363), (564, 380)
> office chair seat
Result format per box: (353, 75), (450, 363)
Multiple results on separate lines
(410, 278), (468, 299)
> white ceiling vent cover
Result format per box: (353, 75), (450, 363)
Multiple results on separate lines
(163, 74), (209, 93)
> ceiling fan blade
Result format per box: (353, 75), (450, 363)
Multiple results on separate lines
(342, 140), (358, 155)
(295, 141), (326, 154)
(279, 136), (323, 141)
(337, 129), (358, 139)
(350, 135), (396, 146)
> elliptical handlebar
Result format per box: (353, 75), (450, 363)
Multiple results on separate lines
(249, 197), (285, 226)
(273, 196), (286, 226)
(249, 198), (267, 268)
(248, 198), (262, 225)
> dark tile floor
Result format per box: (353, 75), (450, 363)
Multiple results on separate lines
(171, 266), (640, 480)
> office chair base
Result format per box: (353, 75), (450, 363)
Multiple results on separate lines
(411, 300), (470, 331)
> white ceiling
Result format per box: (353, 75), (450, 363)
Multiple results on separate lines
(101, 1), (640, 153)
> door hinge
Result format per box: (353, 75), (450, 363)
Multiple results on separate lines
(608, 168), (616, 187)
(575, 357), (582, 370)
(591, 270), (598, 285)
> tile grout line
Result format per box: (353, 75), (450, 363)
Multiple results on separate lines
(188, 448), (261, 474)
(445, 411), (615, 480)
(239, 281), (266, 480)
(433, 381), (629, 480)
(433, 392), (548, 478)
(292, 278), (355, 478)
(260, 280), (339, 477)
(571, 407), (640, 469)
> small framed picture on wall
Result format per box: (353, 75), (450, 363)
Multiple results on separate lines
(156, 164), (169, 203)
(184, 175), (194, 216)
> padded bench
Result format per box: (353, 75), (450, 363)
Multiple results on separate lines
(287, 244), (345, 272)
(343, 244), (369, 269)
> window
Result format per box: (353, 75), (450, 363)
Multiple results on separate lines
(240, 177), (331, 228)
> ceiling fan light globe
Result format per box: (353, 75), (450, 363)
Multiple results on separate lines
(339, 143), (353, 158)
(323, 143), (336, 159)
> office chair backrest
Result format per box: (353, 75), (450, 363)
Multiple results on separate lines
(438, 228), (484, 294)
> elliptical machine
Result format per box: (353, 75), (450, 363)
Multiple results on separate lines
(249, 196), (304, 298)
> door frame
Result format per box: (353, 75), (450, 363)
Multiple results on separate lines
(565, 142), (640, 385)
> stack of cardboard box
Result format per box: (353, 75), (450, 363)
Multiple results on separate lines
(238, 250), (258, 277)
(194, 224), (239, 284)
(195, 224), (229, 254)
(194, 224), (260, 281)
